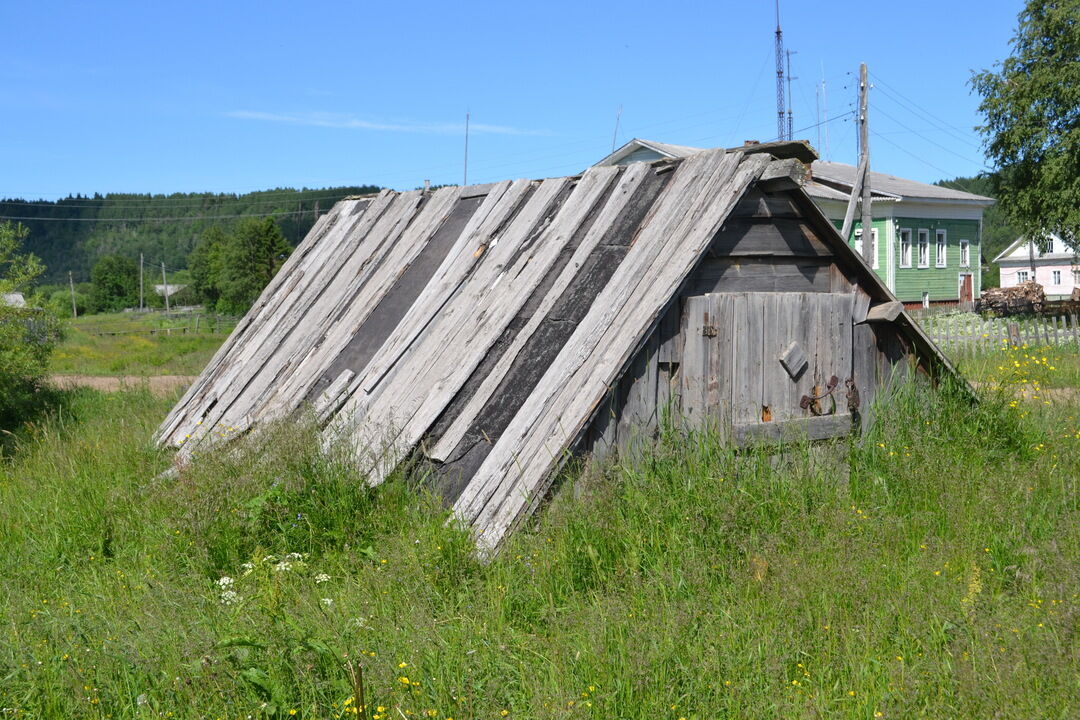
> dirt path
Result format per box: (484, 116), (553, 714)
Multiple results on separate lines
(50, 374), (197, 397)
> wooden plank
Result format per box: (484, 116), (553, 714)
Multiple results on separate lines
(260, 186), (467, 419)
(852, 322), (878, 434)
(862, 301), (903, 323)
(756, 157), (808, 191)
(684, 257), (832, 294)
(343, 168), (621, 485)
(657, 300), (682, 363)
(616, 328), (660, 450)
(710, 218), (832, 258)
(177, 190), (427, 453)
(458, 151), (771, 553)
(732, 413), (853, 446)
(679, 295), (710, 429)
(705, 294), (734, 435)
(162, 194), (396, 450)
(729, 188), (802, 219)
(730, 293), (764, 426)
(426, 164), (644, 462)
(157, 200), (353, 444)
(852, 289), (871, 323)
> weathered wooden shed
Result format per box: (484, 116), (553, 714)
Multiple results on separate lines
(158, 145), (957, 553)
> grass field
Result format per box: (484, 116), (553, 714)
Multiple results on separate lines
(49, 312), (233, 376)
(0, 374), (1076, 719)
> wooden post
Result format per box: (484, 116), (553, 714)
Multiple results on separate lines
(858, 63), (873, 268)
(161, 261), (171, 314)
(195, 315), (201, 333)
(1008, 321), (1020, 347)
(68, 271), (77, 319)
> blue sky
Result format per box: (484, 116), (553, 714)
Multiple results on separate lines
(1, 0), (1021, 200)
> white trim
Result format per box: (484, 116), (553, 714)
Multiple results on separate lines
(935, 229), (947, 267)
(959, 238), (970, 267)
(917, 229), (930, 268)
(899, 228), (913, 268)
(854, 227), (880, 270)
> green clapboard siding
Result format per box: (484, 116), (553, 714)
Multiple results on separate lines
(832, 216), (980, 302)
(892, 217), (980, 302)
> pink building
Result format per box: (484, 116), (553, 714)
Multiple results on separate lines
(993, 234), (1078, 299)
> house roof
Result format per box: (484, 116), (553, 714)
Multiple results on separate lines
(159, 147), (961, 555)
(596, 138), (995, 206)
(811, 161), (995, 206)
(2, 292), (26, 308)
(992, 233), (1078, 264)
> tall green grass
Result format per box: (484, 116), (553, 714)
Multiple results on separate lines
(0, 384), (1076, 719)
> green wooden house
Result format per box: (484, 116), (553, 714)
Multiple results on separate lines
(596, 139), (995, 306)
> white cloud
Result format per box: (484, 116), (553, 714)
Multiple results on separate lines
(226, 110), (548, 136)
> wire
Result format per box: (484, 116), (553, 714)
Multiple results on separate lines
(873, 108), (989, 170)
(869, 72), (984, 150)
(0, 208), (321, 223)
(0, 190), (365, 210)
(871, 130), (961, 179)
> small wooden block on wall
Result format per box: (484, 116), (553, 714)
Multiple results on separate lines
(779, 340), (808, 379)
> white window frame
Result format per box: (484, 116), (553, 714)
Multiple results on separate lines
(854, 227), (880, 269)
(1073, 268), (1080, 285)
(935, 229), (947, 267)
(917, 229), (930, 268)
(1052, 270), (1061, 285)
(959, 239), (970, 267)
(899, 228), (913, 268)
(1017, 270), (1030, 283)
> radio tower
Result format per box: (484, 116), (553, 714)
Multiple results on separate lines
(775, 1), (787, 140)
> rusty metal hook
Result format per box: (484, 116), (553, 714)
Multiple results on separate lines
(800, 375), (840, 415)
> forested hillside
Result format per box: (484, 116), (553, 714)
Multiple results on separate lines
(935, 174), (1016, 261)
(0, 186), (379, 284)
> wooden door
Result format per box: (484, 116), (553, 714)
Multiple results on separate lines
(680, 292), (856, 444)
(959, 273), (974, 303)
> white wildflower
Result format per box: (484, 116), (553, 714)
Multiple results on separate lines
(219, 590), (241, 606)
(320, 598), (333, 607)
(315, 573), (330, 584)
(262, 555), (276, 563)
(240, 562), (254, 575)
(274, 561), (292, 573)
(217, 576), (234, 588)
(136, 694), (148, 707)
(285, 552), (304, 561)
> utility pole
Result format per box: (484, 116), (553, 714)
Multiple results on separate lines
(611, 104), (623, 153)
(858, 63), (873, 267)
(139, 253), (144, 311)
(841, 62), (874, 270)
(161, 261), (171, 314)
(68, 271), (77, 319)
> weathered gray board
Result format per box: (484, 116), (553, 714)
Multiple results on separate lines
(158, 146), (965, 556)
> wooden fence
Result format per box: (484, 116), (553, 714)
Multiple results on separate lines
(916, 310), (1080, 356)
(88, 315), (239, 337)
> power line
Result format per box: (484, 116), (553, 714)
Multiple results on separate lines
(873, 106), (989, 169)
(0, 208), (320, 223)
(871, 130), (957, 179)
(868, 71), (984, 150)
(0, 190), (363, 210)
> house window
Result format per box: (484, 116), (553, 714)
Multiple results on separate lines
(854, 227), (879, 269)
(936, 229), (947, 267)
(1017, 270), (1030, 283)
(1073, 269), (1080, 285)
(918, 229), (930, 268)
(899, 228), (912, 268)
(959, 239), (970, 267)
(1052, 270), (1062, 285)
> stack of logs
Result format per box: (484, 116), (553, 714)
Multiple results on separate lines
(981, 281), (1046, 313)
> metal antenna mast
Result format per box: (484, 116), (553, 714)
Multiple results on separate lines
(775, 0), (786, 140)
(786, 49), (797, 140)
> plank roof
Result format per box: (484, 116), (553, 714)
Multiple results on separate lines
(158, 146), (962, 555)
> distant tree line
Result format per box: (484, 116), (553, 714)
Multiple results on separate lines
(1, 185), (378, 285)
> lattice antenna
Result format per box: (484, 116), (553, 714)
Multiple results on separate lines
(775, 0), (786, 140)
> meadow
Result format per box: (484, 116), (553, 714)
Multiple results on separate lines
(0, 340), (1077, 718)
(48, 312), (234, 377)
